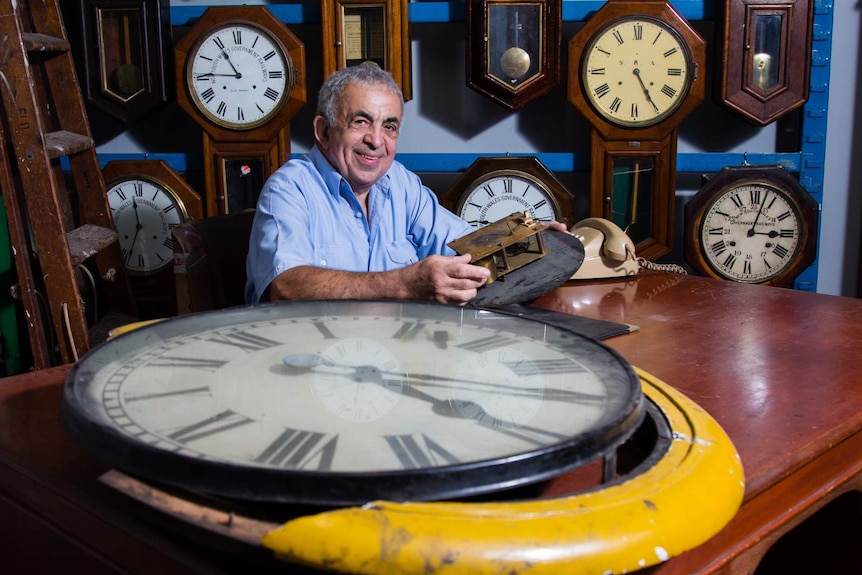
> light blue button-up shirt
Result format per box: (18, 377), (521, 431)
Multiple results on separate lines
(245, 145), (473, 304)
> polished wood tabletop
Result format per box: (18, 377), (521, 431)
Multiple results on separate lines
(2, 272), (861, 574)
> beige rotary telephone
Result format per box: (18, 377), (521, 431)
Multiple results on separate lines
(569, 218), (639, 279)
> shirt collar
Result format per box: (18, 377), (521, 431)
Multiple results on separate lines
(308, 144), (392, 200)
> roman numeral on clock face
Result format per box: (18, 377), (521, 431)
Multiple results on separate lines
(385, 433), (460, 468)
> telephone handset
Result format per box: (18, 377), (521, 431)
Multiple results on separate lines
(569, 218), (639, 279)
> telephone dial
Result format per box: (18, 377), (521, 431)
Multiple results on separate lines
(569, 218), (639, 279)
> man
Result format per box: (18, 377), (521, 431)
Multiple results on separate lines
(245, 66), (562, 305)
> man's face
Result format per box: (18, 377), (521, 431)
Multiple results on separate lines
(314, 83), (402, 197)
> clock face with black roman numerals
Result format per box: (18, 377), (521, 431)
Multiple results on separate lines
(61, 300), (642, 505)
(186, 22), (289, 130)
(107, 176), (185, 275)
(685, 165), (819, 287)
(581, 15), (694, 128)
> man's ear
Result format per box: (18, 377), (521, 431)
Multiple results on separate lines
(313, 116), (329, 148)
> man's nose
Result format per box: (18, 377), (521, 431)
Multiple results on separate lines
(364, 126), (385, 148)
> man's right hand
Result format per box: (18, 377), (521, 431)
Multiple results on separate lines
(402, 253), (490, 305)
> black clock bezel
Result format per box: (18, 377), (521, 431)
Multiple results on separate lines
(61, 300), (643, 506)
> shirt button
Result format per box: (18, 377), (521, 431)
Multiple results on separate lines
(320, 259), (327, 266)
(355, 212), (363, 218)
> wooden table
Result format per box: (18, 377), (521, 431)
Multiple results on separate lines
(2, 273), (861, 574)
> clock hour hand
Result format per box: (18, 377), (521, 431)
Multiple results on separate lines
(196, 73), (243, 79)
(747, 191), (770, 237)
(632, 68), (660, 113)
(126, 198), (143, 263)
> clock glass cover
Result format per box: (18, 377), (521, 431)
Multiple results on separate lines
(62, 300), (643, 505)
(458, 170), (562, 228)
(697, 179), (804, 283)
(582, 16), (693, 128)
(107, 177), (185, 275)
(187, 22), (290, 130)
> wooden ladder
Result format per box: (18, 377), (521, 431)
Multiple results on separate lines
(0, 0), (136, 368)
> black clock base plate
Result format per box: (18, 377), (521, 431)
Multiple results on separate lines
(470, 230), (585, 307)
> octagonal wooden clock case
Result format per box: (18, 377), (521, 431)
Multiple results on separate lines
(466, 0), (562, 111)
(568, 0), (706, 261)
(174, 6), (306, 216)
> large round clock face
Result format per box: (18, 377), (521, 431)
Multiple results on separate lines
(107, 177), (185, 275)
(697, 179), (805, 283)
(62, 300), (642, 505)
(458, 170), (562, 228)
(186, 22), (290, 130)
(582, 16), (693, 128)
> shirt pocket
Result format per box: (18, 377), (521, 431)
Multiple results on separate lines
(386, 239), (419, 266)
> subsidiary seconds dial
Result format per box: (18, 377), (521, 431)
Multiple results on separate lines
(62, 300), (642, 505)
(187, 22), (290, 130)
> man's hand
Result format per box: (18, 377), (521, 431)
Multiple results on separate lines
(544, 221), (569, 233)
(402, 254), (490, 305)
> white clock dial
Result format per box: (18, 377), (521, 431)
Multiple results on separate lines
(63, 301), (641, 504)
(700, 182), (802, 283)
(582, 17), (693, 128)
(107, 178), (184, 275)
(459, 172), (560, 228)
(187, 23), (289, 129)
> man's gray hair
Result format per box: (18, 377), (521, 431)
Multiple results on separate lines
(316, 65), (404, 126)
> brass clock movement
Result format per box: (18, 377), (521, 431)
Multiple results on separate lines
(467, 0), (562, 111)
(441, 156), (576, 229)
(322, 0), (412, 101)
(80, 0), (171, 123)
(174, 6), (306, 216)
(684, 165), (819, 287)
(716, 0), (814, 126)
(568, 0), (706, 261)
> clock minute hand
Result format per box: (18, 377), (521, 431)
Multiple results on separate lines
(220, 49), (242, 78)
(281, 354), (602, 403)
(747, 191), (770, 237)
(632, 68), (660, 113)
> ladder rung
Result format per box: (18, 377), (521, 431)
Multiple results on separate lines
(67, 224), (119, 266)
(22, 32), (70, 53)
(44, 130), (94, 159)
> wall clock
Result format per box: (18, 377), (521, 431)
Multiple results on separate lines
(716, 0), (814, 126)
(80, 0), (171, 123)
(440, 156), (576, 229)
(103, 159), (202, 317)
(684, 164), (819, 287)
(466, 0), (561, 111)
(174, 6), (306, 216)
(567, 0), (706, 261)
(322, 0), (412, 101)
(62, 299), (643, 505)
